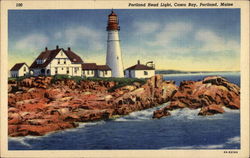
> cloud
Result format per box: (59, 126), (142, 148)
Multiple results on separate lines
(124, 22), (240, 71)
(148, 22), (193, 46)
(61, 26), (105, 51)
(54, 32), (62, 39)
(133, 21), (160, 34)
(195, 30), (240, 53)
(15, 33), (49, 50)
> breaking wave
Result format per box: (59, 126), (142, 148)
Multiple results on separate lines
(114, 103), (240, 122)
(226, 136), (240, 144)
(9, 138), (31, 148)
(78, 120), (106, 128)
(8, 121), (106, 148)
(114, 103), (168, 122)
(8, 135), (43, 148)
(160, 136), (240, 150)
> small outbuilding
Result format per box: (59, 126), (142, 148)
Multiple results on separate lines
(82, 63), (112, 78)
(125, 60), (155, 78)
(97, 65), (112, 78)
(10, 63), (29, 77)
(82, 63), (97, 77)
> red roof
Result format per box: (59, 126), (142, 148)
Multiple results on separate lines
(10, 63), (28, 71)
(125, 64), (155, 70)
(30, 48), (83, 69)
(82, 63), (97, 70)
(97, 65), (111, 70)
(64, 49), (83, 64)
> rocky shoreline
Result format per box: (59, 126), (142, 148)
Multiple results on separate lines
(152, 76), (240, 118)
(8, 75), (240, 137)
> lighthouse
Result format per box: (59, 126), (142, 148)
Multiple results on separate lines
(106, 10), (124, 77)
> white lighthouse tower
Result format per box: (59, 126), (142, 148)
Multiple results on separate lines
(106, 10), (124, 77)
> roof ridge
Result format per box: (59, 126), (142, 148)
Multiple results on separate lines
(125, 63), (154, 70)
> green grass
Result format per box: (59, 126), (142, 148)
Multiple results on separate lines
(52, 76), (146, 91)
(9, 75), (147, 91)
(8, 77), (17, 81)
(8, 76), (29, 82)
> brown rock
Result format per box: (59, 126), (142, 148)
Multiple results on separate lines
(152, 108), (171, 119)
(198, 104), (225, 115)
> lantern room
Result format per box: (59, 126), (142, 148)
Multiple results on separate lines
(106, 10), (120, 31)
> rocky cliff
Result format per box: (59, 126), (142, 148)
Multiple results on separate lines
(8, 75), (240, 136)
(8, 75), (177, 137)
(153, 76), (240, 119)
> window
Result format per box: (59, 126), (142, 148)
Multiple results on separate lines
(55, 68), (58, 74)
(92, 70), (94, 74)
(105, 71), (108, 75)
(58, 59), (60, 64)
(74, 67), (78, 73)
(144, 71), (148, 75)
(62, 67), (64, 70)
(66, 67), (69, 74)
(61, 52), (63, 56)
(83, 71), (85, 75)
(87, 70), (89, 75)
(64, 59), (66, 64)
(24, 67), (26, 72)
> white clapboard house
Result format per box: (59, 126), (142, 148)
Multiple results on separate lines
(125, 60), (155, 78)
(10, 63), (30, 77)
(29, 46), (83, 76)
(10, 46), (112, 78)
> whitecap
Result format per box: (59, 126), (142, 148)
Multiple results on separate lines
(9, 137), (31, 147)
(78, 120), (106, 128)
(160, 136), (240, 150)
(170, 108), (202, 120)
(115, 103), (168, 122)
(226, 136), (240, 144)
(160, 144), (224, 150)
(169, 107), (232, 121)
(223, 107), (240, 114)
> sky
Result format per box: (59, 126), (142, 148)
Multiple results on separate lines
(8, 9), (240, 71)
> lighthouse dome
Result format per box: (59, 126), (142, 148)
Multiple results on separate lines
(109, 10), (117, 16)
(107, 10), (120, 31)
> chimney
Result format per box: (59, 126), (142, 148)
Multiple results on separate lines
(68, 47), (71, 51)
(56, 45), (59, 49)
(137, 60), (140, 65)
(45, 47), (48, 51)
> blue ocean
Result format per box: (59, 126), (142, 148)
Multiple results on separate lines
(8, 72), (240, 150)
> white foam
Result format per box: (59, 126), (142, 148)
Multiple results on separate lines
(223, 107), (240, 114)
(160, 144), (224, 150)
(171, 108), (200, 119)
(169, 108), (231, 121)
(78, 120), (106, 128)
(115, 103), (168, 122)
(226, 136), (240, 144)
(58, 121), (106, 133)
(160, 136), (240, 150)
(9, 137), (31, 147)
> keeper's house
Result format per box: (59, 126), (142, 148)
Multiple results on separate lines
(29, 46), (83, 76)
(125, 60), (155, 78)
(10, 63), (29, 77)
